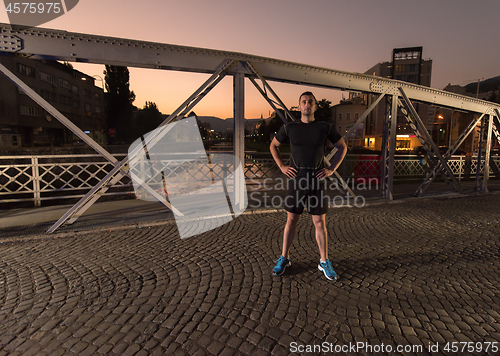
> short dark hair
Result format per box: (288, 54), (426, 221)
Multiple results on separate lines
(299, 91), (317, 104)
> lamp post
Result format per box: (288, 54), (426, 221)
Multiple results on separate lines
(91, 75), (105, 91)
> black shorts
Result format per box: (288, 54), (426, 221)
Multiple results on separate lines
(283, 172), (329, 215)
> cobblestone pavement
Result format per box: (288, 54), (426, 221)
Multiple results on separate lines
(0, 194), (499, 355)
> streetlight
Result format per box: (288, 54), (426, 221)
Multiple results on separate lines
(81, 75), (105, 91)
(91, 75), (105, 91)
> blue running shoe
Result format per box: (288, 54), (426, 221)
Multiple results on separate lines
(318, 259), (338, 281)
(273, 255), (291, 276)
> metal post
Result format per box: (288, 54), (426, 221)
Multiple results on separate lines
(458, 156), (463, 182)
(475, 116), (486, 191)
(482, 114), (493, 193)
(380, 99), (391, 199)
(386, 94), (399, 200)
(233, 71), (245, 212)
(31, 156), (41, 207)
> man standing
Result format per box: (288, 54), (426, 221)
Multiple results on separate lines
(269, 92), (347, 281)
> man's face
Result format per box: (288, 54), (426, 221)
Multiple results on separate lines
(298, 94), (317, 116)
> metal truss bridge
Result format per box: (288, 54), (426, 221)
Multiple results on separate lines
(1, 23), (499, 233)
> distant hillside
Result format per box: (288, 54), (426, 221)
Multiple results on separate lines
(465, 76), (500, 94)
(197, 116), (261, 133)
(196, 116), (228, 132)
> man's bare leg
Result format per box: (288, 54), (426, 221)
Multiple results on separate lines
(312, 214), (328, 262)
(313, 213), (338, 280)
(281, 212), (300, 259)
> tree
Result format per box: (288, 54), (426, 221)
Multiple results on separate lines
(315, 98), (333, 122)
(104, 65), (136, 144)
(134, 101), (163, 138)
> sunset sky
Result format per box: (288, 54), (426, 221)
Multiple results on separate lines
(2, 0), (500, 120)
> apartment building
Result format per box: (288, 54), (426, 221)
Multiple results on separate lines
(0, 53), (105, 148)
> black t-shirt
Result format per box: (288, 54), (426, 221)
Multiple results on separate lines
(275, 120), (342, 176)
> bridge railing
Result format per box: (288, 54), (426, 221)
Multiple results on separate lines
(1, 153), (499, 206)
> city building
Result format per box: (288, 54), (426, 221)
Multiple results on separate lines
(331, 96), (367, 148)
(362, 46), (432, 152)
(0, 52), (105, 148)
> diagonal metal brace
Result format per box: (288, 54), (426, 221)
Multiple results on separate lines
(48, 59), (236, 232)
(398, 88), (463, 196)
(325, 94), (386, 162)
(493, 109), (500, 146)
(416, 113), (484, 196)
(245, 61), (295, 124)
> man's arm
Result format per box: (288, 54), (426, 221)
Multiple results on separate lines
(316, 138), (348, 179)
(270, 138), (297, 178)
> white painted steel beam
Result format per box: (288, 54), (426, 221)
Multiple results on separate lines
(1, 23), (499, 115)
(380, 101), (391, 199)
(399, 88), (463, 195)
(246, 62), (295, 123)
(493, 110), (500, 147)
(482, 115), (494, 193)
(475, 117), (488, 191)
(386, 95), (399, 200)
(233, 72), (245, 212)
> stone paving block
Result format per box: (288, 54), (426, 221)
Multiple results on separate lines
(112, 342), (129, 354)
(69, 341), (89, 354)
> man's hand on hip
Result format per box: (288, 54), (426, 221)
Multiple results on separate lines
(316, 168), (334, 179)
(280, 165), (297, 178)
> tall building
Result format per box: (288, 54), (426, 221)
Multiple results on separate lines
(0, 53), (105, 148)
(363, 46), (432, 151)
